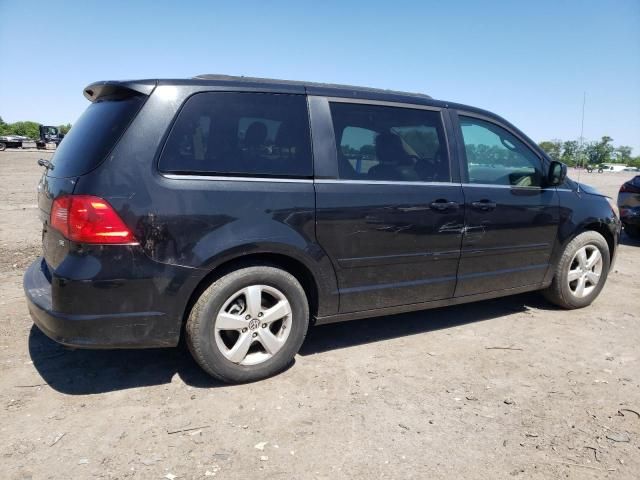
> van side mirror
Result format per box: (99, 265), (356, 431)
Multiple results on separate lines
(548, 161), (567, 186)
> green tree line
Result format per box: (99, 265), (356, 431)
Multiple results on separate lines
(538, 136), (639, 168)
(0, 116), (71, 139)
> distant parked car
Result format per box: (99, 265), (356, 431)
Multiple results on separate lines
(0, 135), (36, 150)
(618, 175), (640, 239)
(600, 163), (628, 173)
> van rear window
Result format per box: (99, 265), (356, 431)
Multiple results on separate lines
(49, 95), (145, 178)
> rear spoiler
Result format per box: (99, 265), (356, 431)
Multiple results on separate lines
(83, 80), (157, 102)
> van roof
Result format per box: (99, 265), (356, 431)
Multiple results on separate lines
(83, 74), (499, 121)
(193, 73), (433, 100)
(85, 74), (440, 106)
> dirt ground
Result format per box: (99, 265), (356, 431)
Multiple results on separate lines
(1, 151), (639, 479)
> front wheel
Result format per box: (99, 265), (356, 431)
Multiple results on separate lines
(543, 231), (610, 309)
(186, 266), (309, 383)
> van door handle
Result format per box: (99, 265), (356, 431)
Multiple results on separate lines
(471, 200), (497, 211)
(430, 200), (459, 211)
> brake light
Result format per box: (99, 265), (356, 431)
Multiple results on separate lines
(50, 195), (137, 244)
(620, 182), (640, 194)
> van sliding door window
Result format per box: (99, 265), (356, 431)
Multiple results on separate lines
(329, 102), (450, 182)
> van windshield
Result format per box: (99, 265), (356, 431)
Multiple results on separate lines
(49, 95), (145, 178)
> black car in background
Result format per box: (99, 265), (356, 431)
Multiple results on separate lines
(618, 175), (640, 239)
(24, 75), (620, 382)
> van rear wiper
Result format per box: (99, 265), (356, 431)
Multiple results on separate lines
(37, 158), (54, 170)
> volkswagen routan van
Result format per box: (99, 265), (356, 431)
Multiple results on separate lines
(24, 75), (620, 382)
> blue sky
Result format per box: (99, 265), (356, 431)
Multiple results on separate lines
(1, 0), (638, 151)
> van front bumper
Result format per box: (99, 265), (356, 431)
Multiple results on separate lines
(621, 206), (640, 225)
(24, 258), (181, 348)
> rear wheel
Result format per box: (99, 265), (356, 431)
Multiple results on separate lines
(543, 231), (610, 309)
(186, 266), (309, 383)
(0, 142), (6, 151)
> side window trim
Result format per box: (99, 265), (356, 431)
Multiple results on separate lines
(308, 95), (338, 179)
(441, 108), (461, 183)
(314, 179), (462, 186)
(452, 109), (547, 188)
(325, 96), (443, 112)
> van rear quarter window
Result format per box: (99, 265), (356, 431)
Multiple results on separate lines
(50, 95), (145, 178)
(159, 92), (313, 178)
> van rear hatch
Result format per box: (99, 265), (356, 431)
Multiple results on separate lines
(39, 80), (155, 268)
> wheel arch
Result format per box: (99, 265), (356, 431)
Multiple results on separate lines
(180, 250), (337, 335)
(579, 221), (616, 261)
(546, 219), (618, 285)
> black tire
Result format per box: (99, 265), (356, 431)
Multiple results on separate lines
(0, 142), (6, 151)
(186, 266), (309, 383)
(624, 224), (640, 240)
(543, 231), (610, 309)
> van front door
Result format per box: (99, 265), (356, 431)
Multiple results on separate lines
(453, 112), (560, 297)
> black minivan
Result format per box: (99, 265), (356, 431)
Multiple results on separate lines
(24, 75), (620, 382)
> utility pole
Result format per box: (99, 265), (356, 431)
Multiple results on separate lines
(579, 92), (586, 168)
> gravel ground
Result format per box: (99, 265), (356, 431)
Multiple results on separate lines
(1, 152), (639, 479)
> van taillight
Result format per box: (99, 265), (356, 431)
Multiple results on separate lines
(50, 195), (137, 244)
(620, 182), (640, 194)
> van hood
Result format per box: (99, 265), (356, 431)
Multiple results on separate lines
(575, 181), (607, 198)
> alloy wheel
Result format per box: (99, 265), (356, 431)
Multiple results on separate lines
(567, 245), (603, 298)
(214, 285), (292, 366)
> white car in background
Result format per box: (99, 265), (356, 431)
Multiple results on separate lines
(601, 163), (628, 172)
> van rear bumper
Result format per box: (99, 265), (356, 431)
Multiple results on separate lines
(24, 258), (179, 348)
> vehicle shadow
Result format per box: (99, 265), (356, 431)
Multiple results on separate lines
(300, 292), (549, 355)
(27, 326), (224, 394)
(29, 292), (551, 395)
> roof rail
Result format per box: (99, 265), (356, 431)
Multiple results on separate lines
(192, 74), (432, 99)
